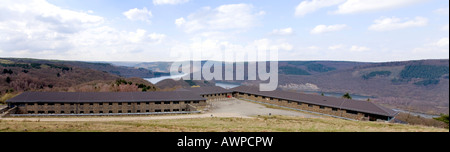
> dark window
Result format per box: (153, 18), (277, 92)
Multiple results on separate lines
(99, 103), (103, 106)
(128, 102), (131, 105)
(164, 102), (170, 104)
(99, 111), (103, 114)
(118, 103), (122, 105)
(364, 114), (369, 117)
(109, 103), (113, 105)
(38, 103), (45, 106)
(70, 103), (74, 106)
(193, 101), (199, 104)
(60, 103), (64, 106)
(255, 95), (259, 98)
(239, 93), (244, 95)
(137, 102), (140, 105)
(320, 106), (325, 109)
(48, 111), (55, 114)
(182, 109), (186, 111)
(146, 110), (150, 113)
(270, 98), (274, 100)
(90, 111), (94, 114)
(155, 102), (161, 105)
(173, 109), (179, 112)
(308, 104), (313, 107)
(297, 102), (302, 105)
(80, 111), (84, 114)
(247, 94), (251, 96)
(80, 103), (84, 106)
(155, 109), (161, 112)
(332, 108), (338, 111)
(128, 110), (132, 113)
(146, 102), (149, 105)
(288, 101), (292, 104)
(173, 101), (179, 104)
(118, 110), (122, 113)
(61, 111), (65, 114)
(38, 111), (45, 114)
(27, 103), (34, 106)
(137, 110), (141, 113)
(346, 110), (358, 115)
(70, 111), (75, 114)
(164, 109), (170, 112)
(90, 103), (94, 106)
(185, 101), (191, 104)
(109, 111), (113, 113)
(48, 103), (54, 106)
(28, 111), (35, 114)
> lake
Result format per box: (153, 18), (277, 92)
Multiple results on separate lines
(144, 73), (188, 84)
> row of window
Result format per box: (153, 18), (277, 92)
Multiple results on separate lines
(27, 101), (201, 106)
(27, 109), (187, 114)
(240, 93), (356, 114)
(203, 93), (229, 97)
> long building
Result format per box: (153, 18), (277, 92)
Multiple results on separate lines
(6, 91), (207, 115)
(6, 85), (398, 121)
(231, 86), (398, 121)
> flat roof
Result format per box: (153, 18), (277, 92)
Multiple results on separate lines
(231, 86), (398, 117)
(6, 91), (206, 103)
(182, 86), (233, 95)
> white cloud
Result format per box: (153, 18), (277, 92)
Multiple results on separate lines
(350, 45), (370, 52)
(434, 8), (449, 16)
(153, 0), (189, 5)
(175, 17), (186, 26)
(335, 0), (426, 14)
(311, 24), (347, 34)
(295, 0), (345, 16)
(123, 7), (152, 22)
(433, 37), (449, 47)
(442, 24), (449, 32)
(0, 0), (167, 61)
(270, 28), (294, 36)
(328, 44), (345, 50)
(176, 4), (264, 33)
(368, 16), (428, 31)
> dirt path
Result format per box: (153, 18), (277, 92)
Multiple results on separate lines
(1, 98), (320, 122)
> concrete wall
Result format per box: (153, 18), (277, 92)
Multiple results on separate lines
(14, 100), (206, 115)
(234, 93), (385, 121)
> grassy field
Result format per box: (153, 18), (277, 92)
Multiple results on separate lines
(0, 115), (447, 132)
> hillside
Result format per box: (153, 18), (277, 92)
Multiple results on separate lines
(3, 58), (162, 78)
(131, 60), (449, 115)
(155, 79), (215, 90)
(0, 58), (158, 103)
(276, 59), (449, 115)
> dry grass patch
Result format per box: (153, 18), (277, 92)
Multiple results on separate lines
(0, 115), (447, 132)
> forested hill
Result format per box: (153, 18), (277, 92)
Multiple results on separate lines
(0, 58), (158, 98)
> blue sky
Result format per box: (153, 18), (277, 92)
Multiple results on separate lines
(0, 0), (448, 62)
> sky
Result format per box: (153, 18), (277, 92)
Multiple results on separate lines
(0, 0), (448, 62)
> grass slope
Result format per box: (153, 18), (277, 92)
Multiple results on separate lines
(0, 116), (447, 132)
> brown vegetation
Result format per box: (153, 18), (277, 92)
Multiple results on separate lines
(394, 113), (447, 128)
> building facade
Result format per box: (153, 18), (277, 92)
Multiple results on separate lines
(232, 86), (397, 121)
(7, 91), (207, 115)
(6, 86), (397, 121)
